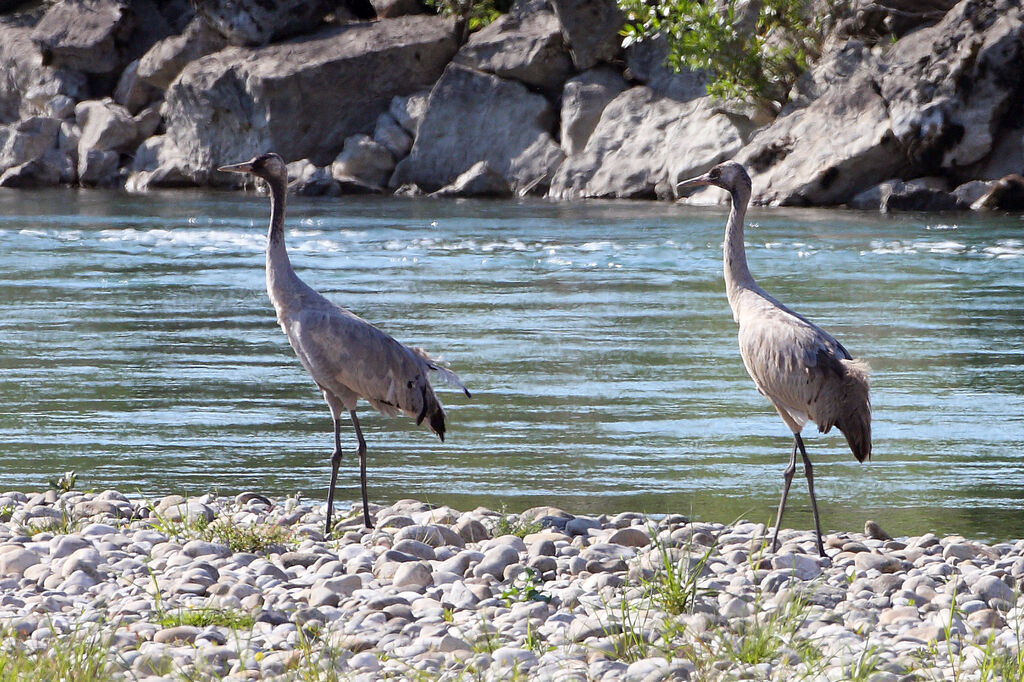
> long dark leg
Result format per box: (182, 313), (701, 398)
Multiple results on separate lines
(350, 410), (372, 529)
(770, 438), (798, 552)
(796, 434), (826, 557)
(325, 417), (343, 537)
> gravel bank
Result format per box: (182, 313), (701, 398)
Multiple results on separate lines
(0, 489), (1021, 681)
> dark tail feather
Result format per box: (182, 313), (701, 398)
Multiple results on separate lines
(414, 384), (447, 442)
(837, 359), (872, 462)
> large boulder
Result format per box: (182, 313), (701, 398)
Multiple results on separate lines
(879, 0), (1024, 172)
(548, 87), (748, 200)
(75, 98), (140, 183)
(453, 8), (573, 92)
(624, 36), (707, 102)
(160, 15), (457, 180)
(0, 22), (86, 124)
(125, 134), (204, 190)
(0, 117), (61, 174)
(137, 16), (228, 90)
(559, 67), (628, 157)
(739, 0), (1024, 205)
(330, 134), (395, 189)
(192, 0), (364, 46)
(390, 64), (564, 194)
(31, 0), (172, 74)
(549, 0), (623, 70)
(736, 73), (902, 205)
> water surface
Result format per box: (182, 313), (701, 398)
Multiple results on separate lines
(1, 189), (1022, 540)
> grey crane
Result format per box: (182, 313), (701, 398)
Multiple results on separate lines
(218, 152), (470, 534)
(677, 162), (871, 557)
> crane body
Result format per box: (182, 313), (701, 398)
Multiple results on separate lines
(218, 153), (469, 533)
(678, 162), (871, 556)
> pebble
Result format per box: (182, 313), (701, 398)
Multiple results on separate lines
(0, 490), (1019, 680)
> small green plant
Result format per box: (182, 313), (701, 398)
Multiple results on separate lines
(501, 568), (551, 606)
(155, 606), (254, 630)
(492, 505), (545, 539)
(620, 0), (838, 113)
(847, 644), (883, 682)
(642, 527), (716, 616)
(148, 503), (294, 554)
(425, 0), (511, 43)
(47, 470), (77, 493)
(0, 624), (115, 681)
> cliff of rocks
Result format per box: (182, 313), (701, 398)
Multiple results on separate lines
(0, 0), (1021, 211)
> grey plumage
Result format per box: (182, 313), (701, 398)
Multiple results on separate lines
(678, 161), (871, 557)
(218, 152), (469, 533)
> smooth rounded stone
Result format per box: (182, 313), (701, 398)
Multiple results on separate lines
(943, 542), (980, 561)
(50, 534), (93, 559)
(393, 539), (436, 561)
(483, 535), (528, 553)
(720, 596), (753, 619)
(472, 545), (521, 579)
(0, 548), (40, 576)
(153, 625), (202, 644)
(445, 580), (482, 609)
(854, 552), (902, 573)
(493, 646), (538, 669)
(771, 552), (823, 581)
(581, 543), (636, 563)
(393, 561), (433, 591)
(971, 574), (1014, 605)
(349, 650), (382, 671)
(61, 547), (103, 578)
(607, 527), (651, 548)
(58, 569), (99, 593)
(527, 555), (557, 574)
(435, 550), (481, 577)
(279, 551), (319, 568)
(624, 656), (669, 681)
(565, 516), (602, 536)
(454, 517), (489, 543)
(527, 539), (557, 558)
(394, 524), (464, 548)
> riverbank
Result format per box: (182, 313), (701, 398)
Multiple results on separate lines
(0, 0), (1022, 210)
(0, 489), (1020, 680)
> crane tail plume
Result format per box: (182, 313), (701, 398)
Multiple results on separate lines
(836, 358), (872, 462)
(410, 347), (471, 397)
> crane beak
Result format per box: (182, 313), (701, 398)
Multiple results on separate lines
(218, 160), (255, 175)
(675, 172), (712, 193)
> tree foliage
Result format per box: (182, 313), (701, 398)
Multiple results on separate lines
(426, 0), (513, 44)
(620, 0), (836, 113)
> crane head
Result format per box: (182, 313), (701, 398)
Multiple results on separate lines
(676, 161), (751, 196)
(218, 152), (287, 183)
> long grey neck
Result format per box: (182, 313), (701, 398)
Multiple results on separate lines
(723, 184), (758, 312)
(265, 173), (298, 293)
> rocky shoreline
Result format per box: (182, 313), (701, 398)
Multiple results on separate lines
(0, 488), (1022, 680)
(0, 0), (1022, 211)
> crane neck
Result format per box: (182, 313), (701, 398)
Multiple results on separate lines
(265, 172), (293, 273)
(723, 184), (757, 309)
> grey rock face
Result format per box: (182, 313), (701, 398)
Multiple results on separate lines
(549, 0), (623, 69)
(391, 64), (564, 194)
(192, 0), (340, 46)
(31, 0), (172, 75)
(454, 9), (573, 92)
(736, 74), (902, 206)
(0, 116), (62, 178)
(331, 134), (395, 190)
(161, 15), (457, 174)
(559, 67), (628, 157)
(550, 87), (746, 200)
(432, 161), (512, 198)
(137, 16), (228, 90)
(624, 36), (707, 102)
(0, 23), (86, 124)
(739, 0), (1024, 205)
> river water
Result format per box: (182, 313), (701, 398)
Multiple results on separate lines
(1, 189), (1022, 540)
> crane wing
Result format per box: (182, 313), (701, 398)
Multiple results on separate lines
(737, 305), (851, 432)
(285, 302), (444, 423)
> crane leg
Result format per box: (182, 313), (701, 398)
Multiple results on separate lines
(349, 410), (373, 529)
(796, 434), (826, 557)
(770, 439), (798, 552)
(325, 417), (343, 537)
